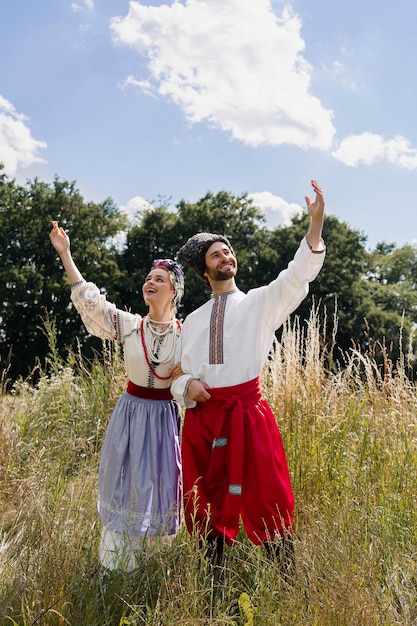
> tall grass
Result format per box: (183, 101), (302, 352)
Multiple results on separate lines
(1, 311), (417, 625)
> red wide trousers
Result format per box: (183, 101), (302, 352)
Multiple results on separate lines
(181, 377), (294, 545)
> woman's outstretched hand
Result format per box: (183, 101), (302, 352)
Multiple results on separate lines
(49, 221), (70, 255)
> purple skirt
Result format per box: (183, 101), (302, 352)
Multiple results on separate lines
(98, 391), (182, 537)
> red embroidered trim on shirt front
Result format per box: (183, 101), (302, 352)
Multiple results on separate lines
(209, 294), (227, 364)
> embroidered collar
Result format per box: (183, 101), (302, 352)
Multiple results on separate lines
(210, 287), (238, 299)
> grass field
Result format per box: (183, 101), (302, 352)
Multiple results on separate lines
(1, 313), (417, 625)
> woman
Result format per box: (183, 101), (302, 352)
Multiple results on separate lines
(50, 221), (184, 571)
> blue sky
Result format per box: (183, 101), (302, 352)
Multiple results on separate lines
(1, 0), (416, 250)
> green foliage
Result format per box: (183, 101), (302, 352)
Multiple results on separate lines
(2, 166), (417, 382)
(175, 190), (268, 315)
(113, 190), (269, 318)
(0, 168), (127, 380)
(114, 204), (181, 316)
(361, 243), (417, 363)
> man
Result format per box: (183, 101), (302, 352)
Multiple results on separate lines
(171, 180), (325, 569)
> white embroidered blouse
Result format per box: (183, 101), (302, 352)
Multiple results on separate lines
(70, 282), (180, 389)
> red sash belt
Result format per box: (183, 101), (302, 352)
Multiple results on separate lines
(204, 377), (262, 531)
(126, 380), (173, 400)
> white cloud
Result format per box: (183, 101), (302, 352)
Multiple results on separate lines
(322, 59), (359, 92)
(109, 196), (155, 249)
(121, 195), (154, 221)
(249, 191), (302, 228)
(0, 96), (47, 176)
(333, 132), (417, 170)
(71, 0), (94, 11)
(111, 0), (335, 150)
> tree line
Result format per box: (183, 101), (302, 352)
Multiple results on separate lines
(1, 166), (417, 383)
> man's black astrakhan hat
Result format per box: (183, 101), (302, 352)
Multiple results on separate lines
(177, 233), (235, 277)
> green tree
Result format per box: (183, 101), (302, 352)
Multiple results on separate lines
(114, 203), (181, 316)
(261, 213), (368, 359)
(0, 169), (127, 381)
(5, 168), (416, 383)
(114, 191), (269, 319)
(117, 192), (372, 365)
(360, 242), (417, 365)
(175, 190), (267, 315)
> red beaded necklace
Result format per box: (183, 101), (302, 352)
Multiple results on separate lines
(139, 316), (181, 380)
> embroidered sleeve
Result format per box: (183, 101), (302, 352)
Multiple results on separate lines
(70, 281), (119, 340)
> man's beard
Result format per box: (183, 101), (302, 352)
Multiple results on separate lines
(206, 266), (236, 282)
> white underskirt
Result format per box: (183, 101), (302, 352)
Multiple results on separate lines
(99, 526), (175, 571)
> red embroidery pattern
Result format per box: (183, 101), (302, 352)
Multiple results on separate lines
(209, 294), (227, 364)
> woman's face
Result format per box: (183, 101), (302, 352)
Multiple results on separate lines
(142, 267), (174, 308)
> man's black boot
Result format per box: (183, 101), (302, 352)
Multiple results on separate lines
(264, 536), (296, 583)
